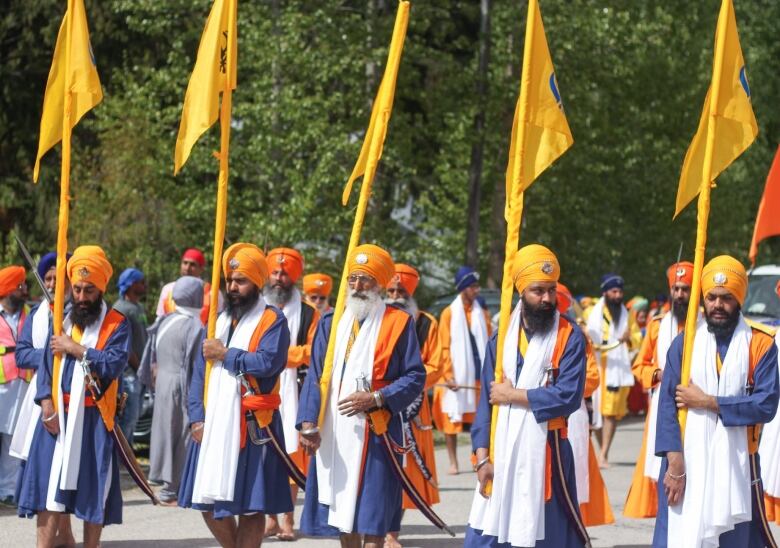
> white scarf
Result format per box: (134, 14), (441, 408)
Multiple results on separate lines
(317, 301), (385, 533)
(568, 400), (590, 504)
(586, 297), (634, 388)
(468, 302), (557, 546)
(192, 298), (266, 504)
(442, 295), (488, 421)
(759, 335), (780, 498)
(667, 316), (752, 548)
(46, 302), (107, 512)
(9, 302), (50, 460)
(278, 288), (302, 453)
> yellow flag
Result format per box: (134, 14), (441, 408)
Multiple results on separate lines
(674, 0), (757, 217)
(33, 0), (102, 182)
(340, 3), (409, 206)
(504, 0), (572, 218)
(174, 0), (237, 175)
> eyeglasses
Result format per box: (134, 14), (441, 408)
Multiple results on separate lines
(347, 274), (375, 286)
(308, 295), (327, 302)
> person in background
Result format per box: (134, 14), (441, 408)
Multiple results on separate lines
(303, 273), (333, 315)
(156, 248), (223, 325)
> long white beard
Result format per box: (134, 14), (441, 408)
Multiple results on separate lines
(263, 284), (292, 308)
(385, 296), (418, 319)
(347, 289), (382, 322)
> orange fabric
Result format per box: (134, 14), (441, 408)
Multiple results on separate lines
(701, 255), (748, 306)
(390, 263), (420, 296)
(266, 247), (304, 283)
(0, 306), (33, 384)
(666, 261), (694, 288)
(581, 440), (616, 525)
(765, 494), (780, 525)
(623, 403), (658, 518)
(510, 244), (560, 294)
(223, 243), (268, 289)
(556, 283), (573, 315)
(303, 273), (332, 297)
(545, 443), (553, 502)
(347, 244), (395, 287)
(239, 393), (281, 449)
(746, 328), (774, 454)
(286, 304), (320, 368)
(0, 266), (25, 297)
(749, 144), (780, 265)
(63, 392), (96, 409)
(67, 246), (113, 292)
(241, 308), (280, 429)
(289, 447), (310, 485)
(371, 307), (410, 384)
(632, 317), (663, 390)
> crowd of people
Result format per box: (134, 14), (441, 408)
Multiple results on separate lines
(0, 241), (778, 548)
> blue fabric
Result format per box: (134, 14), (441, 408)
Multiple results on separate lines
(117, 268), (144, 297)
(16, 316), (130, 525)
(15, 302), (44, 371)
(599, 273), (624, 292)
(296, 310), (426, 537)
(455, 266), (480, 293)
(36, 252), (71, 281)
(464, 431), (586, 548)
(117, 372), (143, 443)
(471, 318), (586, 452)
(178, 306), (294, 517)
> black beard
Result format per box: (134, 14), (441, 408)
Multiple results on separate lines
(522, 296), (556, 334)
(227, 287), (260, 319)
(672, 299), (689, 324)
(263, 284), (293, 308)
(69, 297), (103, 329)
(705, 305), (741, 338)
(8, 294), (25, 309)
(606, 298), (623, 323)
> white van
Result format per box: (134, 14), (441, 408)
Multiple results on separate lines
(744, 264), (780, 328)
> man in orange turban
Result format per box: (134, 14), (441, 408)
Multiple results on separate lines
(0, 265), (30, 503)
(17, 245), (132, 546)
(303, 273), (333, 314)
(297, 244), (426, 546)
(653, 255), (779, 547)
(178, 242), (294, 546)
(384, 263), (443, 548)
(263, 247), (319, 541)
(467, 244), (591, 547)
(625, 260), (696, 520)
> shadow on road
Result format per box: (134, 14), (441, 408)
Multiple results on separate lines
(102, 539), (216, 547)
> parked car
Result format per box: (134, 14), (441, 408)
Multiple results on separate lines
(744, 264), (780, 328)
(133, 390), (154, 446)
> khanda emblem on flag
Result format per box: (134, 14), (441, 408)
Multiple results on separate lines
(549, 72), (563, 111)
(739, 66), (751, 98)
(220, 31), (228, 74)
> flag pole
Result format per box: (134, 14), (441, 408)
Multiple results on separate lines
(203, 0), (236, 407)
(678, 2), (728, 438)
(51, 0), (75, 413)
(318, 2), (409, 426)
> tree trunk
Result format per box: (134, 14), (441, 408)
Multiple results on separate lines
(464, 0), (491, 267)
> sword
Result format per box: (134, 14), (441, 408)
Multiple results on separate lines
(14, 235), (52, 304)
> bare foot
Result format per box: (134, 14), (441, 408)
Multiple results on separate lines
(53, 534), (76, 548)
(264, 515), (280, 537)
(278, 512), (296, 541)
(597, 454), (610, 469)
(385, 532), (403, 548)
(447, 464), (459, 475)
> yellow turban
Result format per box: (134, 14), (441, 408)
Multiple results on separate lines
(701, 255), (748, 306)
(223, 243), (269, 289)
(67, 246), (113, 292)
(303, 273), (333, 296)
(510, 244), (560, 294)
(347, 244), (395, 287)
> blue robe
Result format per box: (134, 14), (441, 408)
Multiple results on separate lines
(16, 312), (130, 525)
(466, 319), (589, 548)
(15, 302), (45, 371)
(296, 309), (426, 537)
(653, 328), (780, 548)
(178, 306), (294, 518)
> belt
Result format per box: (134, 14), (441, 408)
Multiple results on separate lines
(240, 393), (281, 448)
(63, 392), (96, 413)
(0, 345), (15, 356)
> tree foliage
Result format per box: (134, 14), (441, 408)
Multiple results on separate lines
(1, 0), (779, 310)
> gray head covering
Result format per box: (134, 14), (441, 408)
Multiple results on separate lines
(172, 276), (204, 308)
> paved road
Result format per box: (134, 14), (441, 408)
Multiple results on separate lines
(2, 416), (778, 546)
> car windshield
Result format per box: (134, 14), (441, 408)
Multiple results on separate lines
(744, 274), (780, 319)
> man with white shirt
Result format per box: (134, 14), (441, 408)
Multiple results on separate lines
(653, 255), (779, 547)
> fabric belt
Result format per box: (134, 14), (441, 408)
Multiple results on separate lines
(63, 392), (96, 413)
(0, 345), (15, 355)
(547, 416), (567, 434)
(240, 393), (281, 448)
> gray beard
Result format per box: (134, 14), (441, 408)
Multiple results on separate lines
(385, 296), (418, 319)
(347, 289), (382, 322)
(263, 284), (293, 308)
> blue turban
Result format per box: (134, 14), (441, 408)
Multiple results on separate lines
(117, 268), (145, 297)
(600, 273), (624, 292)
(455, 266), (480, 293)
(37, 251), (71, 280)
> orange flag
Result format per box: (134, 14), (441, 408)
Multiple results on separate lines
(749, 145), (780, 265)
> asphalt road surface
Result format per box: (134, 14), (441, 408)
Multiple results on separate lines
(2, 415), (778, 546)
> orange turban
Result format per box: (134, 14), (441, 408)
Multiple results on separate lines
(303, 273), (333, 296)
(556, 282), (573, 315)
(390, 264), (420, 296)
(510, 244), (560, 294)
(667, 261), (694, 288)
(67, 246), (113, 292)
(267, 247), (304, 283)
(0, 266), (26, 297)
(701, 255), (748, 306)
(347, 244), (395, 287)
(223, 243), (269, 289)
